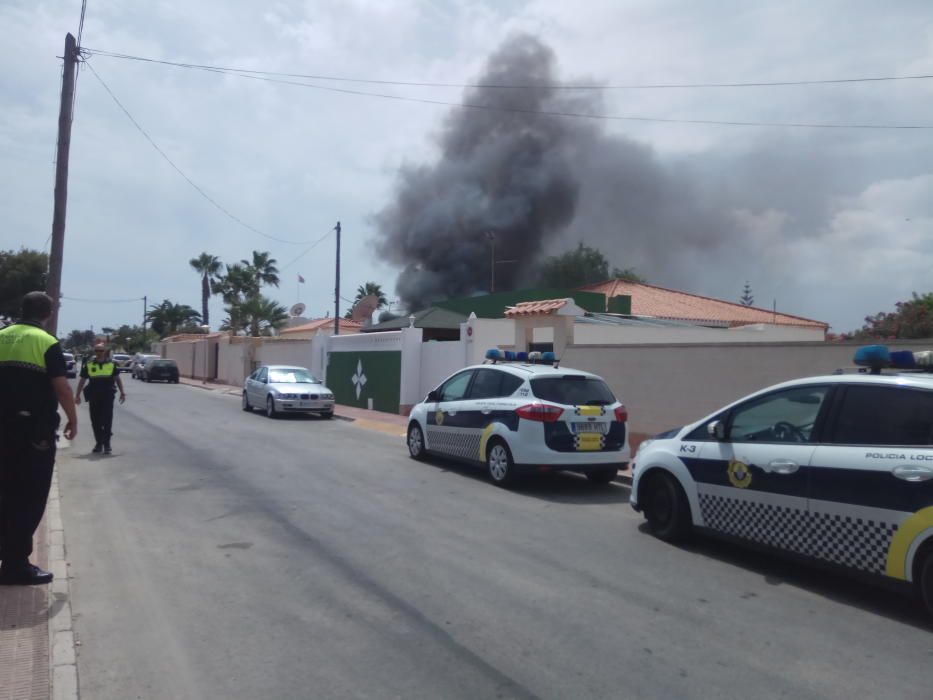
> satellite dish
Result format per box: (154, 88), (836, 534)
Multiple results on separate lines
(289, 303), (306, 317)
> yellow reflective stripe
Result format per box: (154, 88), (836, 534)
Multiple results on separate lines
(0, 324), (56, 369)
(576, 406), (603, 417)
(87, 361), (116, 378)
(479, 424), (496, 460)
(885, 506), (933, 580)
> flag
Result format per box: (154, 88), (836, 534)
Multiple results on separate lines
(298, 274), (305, 283)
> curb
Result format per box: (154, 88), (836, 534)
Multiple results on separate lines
(47, 457), (79, 700)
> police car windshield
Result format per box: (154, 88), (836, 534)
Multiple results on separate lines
(530, 376), (616, 406)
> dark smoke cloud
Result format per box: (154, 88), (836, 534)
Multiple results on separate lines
(373, 33), (862, 313)
(373, 35), (584, 309)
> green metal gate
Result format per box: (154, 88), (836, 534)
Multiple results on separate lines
(327, 350), (401, 413)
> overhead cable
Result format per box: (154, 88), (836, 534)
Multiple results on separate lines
(82, 59), (321, 245)
(83, 47), (933, 90)
(82, 50), (933, 130)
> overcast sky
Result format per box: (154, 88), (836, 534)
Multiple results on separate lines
(2, 0), (931, 335)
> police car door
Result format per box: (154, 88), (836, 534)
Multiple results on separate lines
(425, 370), (476, 460)
(697, 385), (830, 549)
(808, 383), (933, 580)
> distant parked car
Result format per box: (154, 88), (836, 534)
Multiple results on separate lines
(242, 365), (335, 419)
(112, 353), (133, 373)
(131, 353), (160, 379)
(143, 359), (179, 383)
(63, 352), (76, 378)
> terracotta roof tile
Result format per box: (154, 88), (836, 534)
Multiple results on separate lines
(580, 280), (827, 329)
(279, 318), (362, 334)
(505, 299), (571, 317)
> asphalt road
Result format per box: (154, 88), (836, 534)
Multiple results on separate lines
(58, 378), (933, 699)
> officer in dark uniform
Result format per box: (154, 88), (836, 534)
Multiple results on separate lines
(0, 291), (78, 585)
(75, 342), (126, 454)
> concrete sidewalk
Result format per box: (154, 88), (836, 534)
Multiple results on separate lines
(0, 467), (77, 700)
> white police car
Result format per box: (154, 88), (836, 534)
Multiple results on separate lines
(630, 345), (933, 615)
(407, 350), (630, 487)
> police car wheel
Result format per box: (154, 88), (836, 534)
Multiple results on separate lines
(407, 423), (426, 461)
(265, 395), (277, 419)
(487, 439), (518, 488)
(586, 466), (618, 485)
(919, 550), (933, 617)
(643, 472), (691, 542)
(242, 392), (251, 412)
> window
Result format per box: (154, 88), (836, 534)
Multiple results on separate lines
(257, 367), (268, 383)
(729, 386), (829, 443)
(530, 376), (616, 406)
(467, 369), (522, 399)
(438, 371), (474, 402)
(269, 368), (317, 384)
(832, 385), (933, 446)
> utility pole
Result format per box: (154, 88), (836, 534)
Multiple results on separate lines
(486, 231), (496, 293)
(142, 295), (147, 335)
(47, 33), (78, 337)
(333, 221), (341, 336)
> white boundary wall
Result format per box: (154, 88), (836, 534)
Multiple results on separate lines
(562, 340), (933, 443)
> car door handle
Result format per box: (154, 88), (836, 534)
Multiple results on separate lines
(765, 459), (799, 474)
(892, 464), (933, 482)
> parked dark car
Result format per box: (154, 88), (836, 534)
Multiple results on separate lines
(143, 359), (179, 383)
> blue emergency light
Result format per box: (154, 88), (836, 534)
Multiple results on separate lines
(853, 345), (933, 374)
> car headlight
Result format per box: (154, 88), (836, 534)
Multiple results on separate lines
(636, 439), (654, 457)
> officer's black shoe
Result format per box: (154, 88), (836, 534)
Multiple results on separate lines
(104, 444), (112, 455)
(92, 443), (102, 453)
(0, 563), (54, 586)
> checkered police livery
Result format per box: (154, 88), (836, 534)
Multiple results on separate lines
(698, 490), (901, 575)
(630, 352), (933, 615)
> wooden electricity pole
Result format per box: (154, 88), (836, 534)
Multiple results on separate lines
(47, 32), (78, 337)
(333, 221), (341, 336)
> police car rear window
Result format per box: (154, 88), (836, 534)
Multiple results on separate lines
(530, 376), (615, 406)
(832, 385), (933, 446)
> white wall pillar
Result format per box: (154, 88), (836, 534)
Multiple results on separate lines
(399, 326), (424, 413)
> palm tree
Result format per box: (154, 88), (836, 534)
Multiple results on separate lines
(241, 250), (280, 293)
(189, 253), (223, 327)
(354, 282), (388, 309)
(146, 300), (202, 337)
(213, 264), (254, 306)
(235, 295), (288, 337)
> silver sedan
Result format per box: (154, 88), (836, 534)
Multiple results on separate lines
(242, 365), (335, 419)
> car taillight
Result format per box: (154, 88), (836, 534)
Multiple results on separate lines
(516, 403), (563, 423)
(614, 405), (628, 423)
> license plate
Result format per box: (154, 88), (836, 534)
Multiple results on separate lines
(573, 422), (608, 434)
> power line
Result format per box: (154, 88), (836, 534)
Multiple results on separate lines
(83, 47), (933, 90)
(62, 295), (144, 303)
(279, 229), (335, 270)
(82, 50), (933, 130)
(82, 59), (322, 245)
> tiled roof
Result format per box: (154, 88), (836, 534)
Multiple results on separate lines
(362, 307), (467, 332)
(160, 332), (224, 342)
(280, 318), (362, 334)
(504, 299), (573, 317)
(580, 279), (828, 329)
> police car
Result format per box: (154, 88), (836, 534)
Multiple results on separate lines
(630, 345), (933, 615)
(407, 350), (630, 487)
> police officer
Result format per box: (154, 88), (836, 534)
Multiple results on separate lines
(0, 291), (77, 585)
(75, 342), (126, 454)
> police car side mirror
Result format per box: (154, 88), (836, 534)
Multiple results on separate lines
(707, 420), (726, 441)
(426, 390), (440, 402)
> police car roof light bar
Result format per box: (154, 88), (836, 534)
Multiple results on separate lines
(852, 345), (933, 375)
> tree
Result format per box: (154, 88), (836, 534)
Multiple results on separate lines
(854, 292), (933, 339)
(0, 248), (49, 322)
(189, 253), (223, 328)
(740, 282), (754, 307)
(241, 250), (280, 293)
(63, 329), (95, 351)
(234, 295), (288, 337)
(146, 300), (202, 337)
(536, 244), (644, 288)
(345, 282), (388, 318)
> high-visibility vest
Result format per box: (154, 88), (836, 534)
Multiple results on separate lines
(86, 360), (116, 378)
(0, 323), (57, 372)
